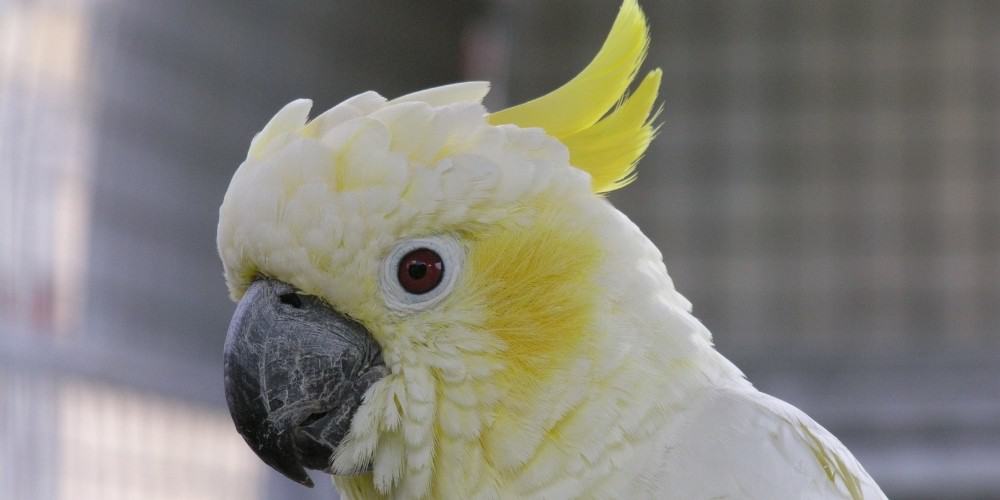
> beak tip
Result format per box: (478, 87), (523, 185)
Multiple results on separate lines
(294, 474), (315, 488)
(266, 451), (315, 488)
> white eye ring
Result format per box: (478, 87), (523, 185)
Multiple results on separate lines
(379, 235), (464, 313)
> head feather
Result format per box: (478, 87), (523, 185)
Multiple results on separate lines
(489, 0), (661, 193)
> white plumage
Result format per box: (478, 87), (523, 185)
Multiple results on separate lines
(216, 2), (888, 498)
(656, 387), (885, 499)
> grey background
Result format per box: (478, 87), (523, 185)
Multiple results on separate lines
(1, 0), (997, 498)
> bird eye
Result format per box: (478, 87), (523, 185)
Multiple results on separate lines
(397, 248), (444, 294)
(380, 236), (463, 313)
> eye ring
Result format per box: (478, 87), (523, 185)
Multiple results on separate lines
(380, 236), (463, 313)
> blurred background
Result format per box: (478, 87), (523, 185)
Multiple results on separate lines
(1, 0), (997, 498)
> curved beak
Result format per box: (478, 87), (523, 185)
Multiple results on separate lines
(223, 279), (387, 487)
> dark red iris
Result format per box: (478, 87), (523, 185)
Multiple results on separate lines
(397, 248), (444, 294)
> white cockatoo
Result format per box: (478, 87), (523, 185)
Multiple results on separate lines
(217, 1), (887, 498)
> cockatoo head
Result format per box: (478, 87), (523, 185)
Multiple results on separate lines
(219, 0), (674, 496)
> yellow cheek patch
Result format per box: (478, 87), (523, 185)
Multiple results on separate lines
(465, 212), (602, 404)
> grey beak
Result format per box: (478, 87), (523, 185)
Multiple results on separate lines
(223, 279), (387, 487)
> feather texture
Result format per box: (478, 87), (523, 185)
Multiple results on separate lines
(655, 387), (887, 500)
(561, 69), (661, 192)
(488, 0), (658, 193)
(218, 1), (887, 497)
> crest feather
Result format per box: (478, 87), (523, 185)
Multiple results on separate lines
(489, 0), (660, 193)
(562, 69), (661, 192)
(391, 81), (490, 107)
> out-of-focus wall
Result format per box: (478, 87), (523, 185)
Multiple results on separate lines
(2, 1), (998, 499)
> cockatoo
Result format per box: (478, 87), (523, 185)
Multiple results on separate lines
(218, 1), (887, 498)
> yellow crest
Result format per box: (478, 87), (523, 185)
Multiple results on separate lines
(489, 0), (661, 193)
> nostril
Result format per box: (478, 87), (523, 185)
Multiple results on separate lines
(268, 397), (285, 412)
(279, 292), (303, 308)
